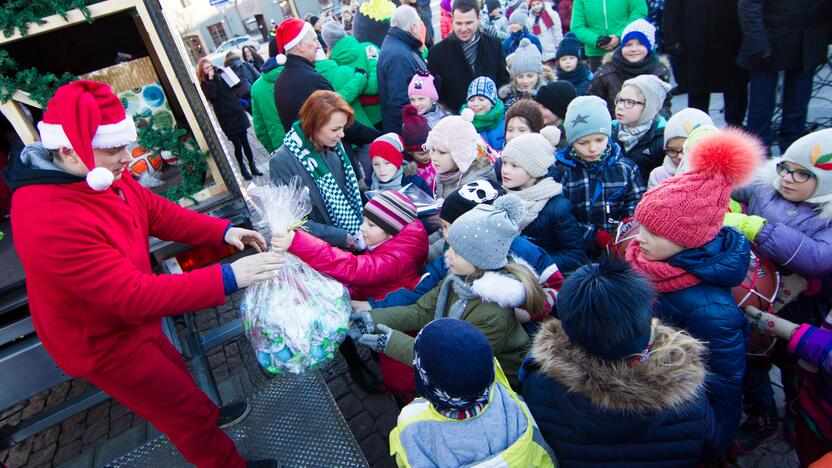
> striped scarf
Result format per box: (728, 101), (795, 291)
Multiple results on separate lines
(283, 122), (364, 234)
(461, 32), (480, 72)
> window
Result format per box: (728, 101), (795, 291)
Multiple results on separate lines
(207, 23), (228, 47)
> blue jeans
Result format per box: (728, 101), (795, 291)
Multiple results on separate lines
(746, 69), (813, 153)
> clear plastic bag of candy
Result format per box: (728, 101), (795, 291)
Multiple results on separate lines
(241, 178), (350, 374)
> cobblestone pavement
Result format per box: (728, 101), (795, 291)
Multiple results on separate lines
(2, 93), (819, 466)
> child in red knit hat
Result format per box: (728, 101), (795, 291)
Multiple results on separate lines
(625, 127), (764, 460)
(368, 132), (432, 195)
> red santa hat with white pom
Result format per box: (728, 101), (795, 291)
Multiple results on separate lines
(275, 18), (315, 65)
(37, 80), (137, 191)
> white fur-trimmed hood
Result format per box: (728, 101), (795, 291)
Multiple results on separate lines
(470, 271), (526, 308)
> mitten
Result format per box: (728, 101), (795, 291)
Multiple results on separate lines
(723, 212), (767, 241)
(595, 230), (613, 250)
(348, 311), (375, 340)
(357, 324), (393, 352)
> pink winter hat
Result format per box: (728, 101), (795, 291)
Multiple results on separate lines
(635, 128), (764, 248)
(408, 70), (439, 102)
(426, 114), (479, 173)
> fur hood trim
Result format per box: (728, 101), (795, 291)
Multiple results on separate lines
(601, 51), (671, 71)
(471, 271), (526, 308)
(531, 318), (708, 412)
(760, 157), (832, 219)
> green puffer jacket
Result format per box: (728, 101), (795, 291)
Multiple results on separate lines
(329, 35), (382, 126)
(315, 59), (373, 128)
(369, 271), (531, 389)
(250, 65), (284, 154)
(571, 0), (647, 58)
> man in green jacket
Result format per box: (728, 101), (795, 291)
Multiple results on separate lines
(322, 20), (383, 127)
(571, 0), (647, 71)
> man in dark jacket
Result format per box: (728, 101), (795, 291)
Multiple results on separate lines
(663, 0), (748, 126)
(427, 0), (510, 112)
(378, 6), (427, 134)
(273, 19), (331, 130)
(737, 0), (832, 153)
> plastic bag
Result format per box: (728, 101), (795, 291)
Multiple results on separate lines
(242, 178), (351, 374)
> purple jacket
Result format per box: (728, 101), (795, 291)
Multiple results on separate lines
(789, 311), (832, 443)
(733, 182), (832, 278)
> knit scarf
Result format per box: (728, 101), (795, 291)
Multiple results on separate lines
(370, 166), (404, 191)
(415, 160), (437, 193)
(435, 273), (480, 320)
(461, 32), (480, 72)
(462, 99), (505, 132)
(436, 169), (462, 198)
(509, 177), (563, 229)
(283, 122), (364, 234)
(531, 7), (555, 35)
(611, 49), (660, 79)
(557, 63), (589, 84)
(617, 122), (652, 152)
(625, 241), (701, 293)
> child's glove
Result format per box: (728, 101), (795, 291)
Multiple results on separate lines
(358, 324), (393, 353)
(348, 311), (375, 340)
(744, 306), (799, 340)
(723, 212), (767, 241)
(728, 199), (744, 214)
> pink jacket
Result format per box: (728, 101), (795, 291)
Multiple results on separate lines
(288, 221), (429, 300)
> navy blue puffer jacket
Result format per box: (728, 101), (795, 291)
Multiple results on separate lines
(521, 195), (586, 273)
(520, 318), (720, 467)
(653, 227), (750, 457)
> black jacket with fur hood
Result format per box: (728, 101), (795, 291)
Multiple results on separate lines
(520, 318), (720, 467)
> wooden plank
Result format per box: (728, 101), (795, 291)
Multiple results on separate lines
(0, 0), (137, 45)
(10, 91), (42, 109)
(0, 100), (39, 145)
(133, 0), (229, 200)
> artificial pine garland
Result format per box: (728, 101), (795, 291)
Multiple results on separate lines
(0, 50), (77, 108)
(0, 0), (95, 38)
(136, 115), (209, 203)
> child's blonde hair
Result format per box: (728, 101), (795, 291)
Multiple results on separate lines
(504, 262), (548, 316)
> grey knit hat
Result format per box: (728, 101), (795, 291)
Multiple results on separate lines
(447, 195), (525, 270)
(620, 74), (671, 127)
(564, 95), (612, 145)
(502, 132), (558, 178)
(321, 19), (346, 49)
(510, 38), (542, 75)
(509, 7), (528, 27)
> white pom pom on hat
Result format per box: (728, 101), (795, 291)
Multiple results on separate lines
(461, 107), (475, 122)
(86, 167), (115, 191)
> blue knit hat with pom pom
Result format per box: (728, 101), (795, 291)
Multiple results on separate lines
(558, 256), (655, 361)
(447, 194), (525, 270)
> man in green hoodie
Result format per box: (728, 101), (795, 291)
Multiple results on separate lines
(322, 19), (382, 127)
(570, 0), (647, 71)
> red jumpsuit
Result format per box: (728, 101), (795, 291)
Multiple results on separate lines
(11, 174), (245, 468)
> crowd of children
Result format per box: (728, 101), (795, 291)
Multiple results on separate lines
(246, 8), (832, 468)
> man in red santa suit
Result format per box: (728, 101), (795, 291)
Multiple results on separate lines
(5, 81), (282, 468)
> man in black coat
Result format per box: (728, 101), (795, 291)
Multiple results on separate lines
(737, 0), (832, 152)
(663, 0), (748, 126)
(378, 5), (427, 134)
(427, 0), (510, 113)
(273, 19), (331, 130)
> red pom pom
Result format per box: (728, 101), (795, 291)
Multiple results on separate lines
(687, 127), (764, 186)
(402, 104), (419, 116)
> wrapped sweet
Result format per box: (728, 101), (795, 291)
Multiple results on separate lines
(241, 178), (350, 374)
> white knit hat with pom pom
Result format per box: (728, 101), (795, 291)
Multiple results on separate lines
(447, 194), (526, 270)
(426, 112), (479, 173)
(502, 130), (559, 177)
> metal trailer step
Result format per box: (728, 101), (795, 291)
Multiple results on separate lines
(104, 371), (368, 467)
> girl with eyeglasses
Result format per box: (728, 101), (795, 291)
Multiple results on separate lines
(647, 108), (714, 188)
(610, 75), (671, 185)
(726, 129), (832, 454)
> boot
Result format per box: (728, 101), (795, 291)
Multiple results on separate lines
(240, 167), (253, 180)
(247, 155), (264, 176)
(734, 406), (779, 454)
(217, 401), (250, 428)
